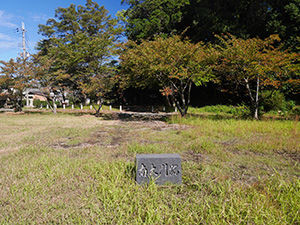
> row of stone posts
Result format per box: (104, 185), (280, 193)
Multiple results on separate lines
(42, 104), (178, 112)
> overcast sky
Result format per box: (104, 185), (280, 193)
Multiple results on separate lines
(0, 0), (127, 61)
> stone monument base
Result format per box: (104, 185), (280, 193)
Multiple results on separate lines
(136, 154), (182, 185)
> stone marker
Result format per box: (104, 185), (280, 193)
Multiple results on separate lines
(136, 154), (182, 185)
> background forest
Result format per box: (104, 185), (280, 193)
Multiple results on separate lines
(0, 0), (300, 119)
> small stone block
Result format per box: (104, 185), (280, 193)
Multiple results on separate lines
(136, 154), (182, 185)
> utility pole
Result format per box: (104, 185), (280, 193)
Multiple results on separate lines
(21, 22), (29, 107)
(21, 22), (27, 60)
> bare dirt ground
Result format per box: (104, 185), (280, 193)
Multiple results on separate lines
(50, 119), (189, 150)
(0, 111), (189, 157)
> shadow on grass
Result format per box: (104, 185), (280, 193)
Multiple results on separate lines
(98, 112), (172, 122)
(21, 110), (53, 115)
(21, 108), (298, 122)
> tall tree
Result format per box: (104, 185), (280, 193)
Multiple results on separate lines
(211, 34), (299, 119)
(180, 0), (300, 47)
(37, 0), (123, 113)
(265, 0), (300, 50)
(120, 35), (214, 116)
(180, 0), (270, 42)
(123, 0), (300, 50)
(121, 0), (189, 41)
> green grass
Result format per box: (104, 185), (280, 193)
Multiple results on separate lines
(188, 104), (300, 119)
(188, 105), (250, 116)
(0, 113), (299, 224)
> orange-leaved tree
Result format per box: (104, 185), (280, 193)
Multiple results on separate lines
(119, 35), (215, 116)
(211, 34), (298, 119)
(0, 58), (34, 111)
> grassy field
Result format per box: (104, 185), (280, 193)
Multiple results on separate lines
(0, 112), (299, 224)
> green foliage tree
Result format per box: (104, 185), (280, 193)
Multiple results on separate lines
(265, 0), (300, 50)
(179, 0), (270, 42)
(181, 0), (300, 47)
(120, 35), (214, 116)
(0, 58), (33, 111)
(37, 0), (123, 114)
(121, 0), (189, 41)
(123, 0), (300, 51)
(211, 34), (299, 119)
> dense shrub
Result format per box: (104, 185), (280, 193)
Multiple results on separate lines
(282, 100), (296, 112)
(189, 104), (252, 118)
(231, 104), (252, 118)
(291, 106), (300, 115)
(261, 90), (285, 112)
(33, 100), (45, 108)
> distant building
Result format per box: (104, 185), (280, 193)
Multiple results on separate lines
(23, 89), (47, 107)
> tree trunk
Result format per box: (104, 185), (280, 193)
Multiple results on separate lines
(53, 99), (57, 114)
(253, 75), (260, 120)
(92, 103), (102, 116)
(254, 107), (259, 120)
(164, 95), (172, 107)
(244, 76), (260, 120)
(92, 98), (103, 116)
(171, 81), (192, 117)
(45, 96), (56, 114)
